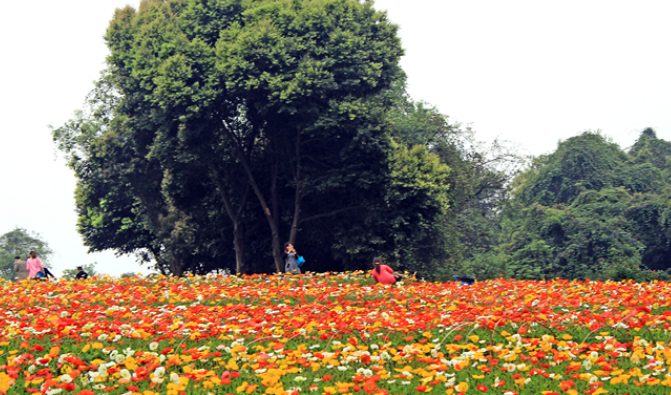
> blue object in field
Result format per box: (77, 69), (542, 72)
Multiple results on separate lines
(453, 275), (475, 285)
(297, 255), (305, 267)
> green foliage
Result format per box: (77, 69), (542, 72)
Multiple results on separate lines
(481, 130), (671, 281)
(386, 94), (523, 280)
(0, 228), (53, 280)
(375, 140), (451, 274)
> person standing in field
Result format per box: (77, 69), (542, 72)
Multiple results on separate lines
(75, 266), (89, 280)
(284, 242), (301, 274)
(371, 258), (402, 285)
(26, 251), (45, 280)
(14, 256), (28, 281)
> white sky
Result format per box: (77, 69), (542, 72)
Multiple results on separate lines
(0, 0), (669, 276)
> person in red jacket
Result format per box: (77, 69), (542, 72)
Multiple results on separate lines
(371, 258), (402, 285)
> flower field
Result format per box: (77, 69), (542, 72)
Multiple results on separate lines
(1, 273), (670, 395)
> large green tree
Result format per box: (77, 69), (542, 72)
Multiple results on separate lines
(55, 0), (459, 276)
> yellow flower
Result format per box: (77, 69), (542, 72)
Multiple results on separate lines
(236, 381), (249, 393)
(0, 372), (15, 393)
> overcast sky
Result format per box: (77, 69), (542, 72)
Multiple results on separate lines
(0, 0), (669, 276)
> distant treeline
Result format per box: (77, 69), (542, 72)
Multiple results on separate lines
(51, 0), (670, 281)
(465, 129), (671, 282)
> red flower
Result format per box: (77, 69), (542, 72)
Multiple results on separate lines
(363, 380), (378, 394)
(477, 384), (488, 392)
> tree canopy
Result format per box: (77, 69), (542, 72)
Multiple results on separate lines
(54, 0), (456, 277)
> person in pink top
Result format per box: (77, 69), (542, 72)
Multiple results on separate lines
(371, 258), (402, 285)
(26, 251), (45, 280)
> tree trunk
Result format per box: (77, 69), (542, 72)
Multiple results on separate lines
(270, 227), (283, 274)
(270, 159), (284, 272)
(289, 132), (302, 245)
(233, 223), (246, 274)
(209, 165), (249, 274)
(226, 131), (284, 273)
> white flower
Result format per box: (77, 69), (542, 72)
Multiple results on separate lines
(60, 374), (72, 383)
(114, 353), (126, 364)
(97, 364), (108, 377)
(361, 368), (373, 378)
(583, 359), (593, 371)
(294, 376), (307, 382)
(154, 367), (165, 378)
(170, 372), (180, 385)
(120, 369), (131, 380)
(97, 334), (108, 341)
